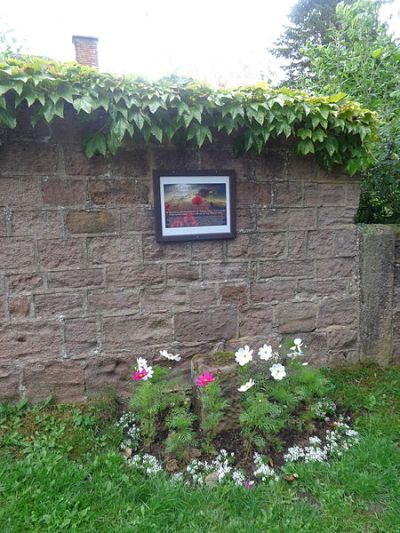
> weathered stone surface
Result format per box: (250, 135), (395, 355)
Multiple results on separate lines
(142, 236), (189, 261)
(237, 180), (271, 206)
(174, 309), (237, 342)
(88, 290), (140, 315)
(297, 279), (349, 300)
(88, 236), (142, 265)
(239, 307), (273, 337)
(236, 207), (257, 232)
(0, 321), (62, 361)
(66, 210), (118, 234)
(166, 263), (200, 282)
(258, 260), (314, 279)
(141, 286), (188, 313)
(288, 231), (307, 259)
(63, 144), (110, 176)
(106, 264), (164, 288)
(304, 183), (346, 207)
(88, 178), (149, 205)
(326, 326), (358, 351)
(358, 225), (395, 364)
(275, 302), (317, 333)
(272, 181), (303, 207)
(0, 239), (36, 270)
(317, 296), (358, 328)
(38, 239), (85, 269)
(189, 285), (218, 309)
(0, 208), (7, 236)
(41, 178), (86, 206)
(48, 269), (103, 290)
(191, 240), (225, 261)
(11, 210), (63, 238)
(345, 183), (361, 207)
(257, 207), (316, 231)
(121, 206), (154, 233)
(220, 284), (248, 306)
(64, 317), (98, 357)
(6, 273), (44, 294)
(110, 148), (149, 177)
(227, 232), (286, 259)
(307, 229), (357, 259)
(0, 142), (58, 174)
(0, 365), (20, 401)
(317, 207), (357, 227)
(0, 177), (42, 207)
(315, 257), (357, 278)
(9, 296), (30, 319)
(34, 293), (84, 318)
(103, 315), (172, 350)
(202, 262), (249, 281)
(23, 361), (85, 402)
(85, 356), (135, 399)
(251, 280), (297, 303)
(286, 154), (319, 181)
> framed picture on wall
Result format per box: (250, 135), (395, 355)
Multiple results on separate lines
(153, 170), (236, 242)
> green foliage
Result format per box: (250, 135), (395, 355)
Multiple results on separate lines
(165, 404), (197, 461)
(297, 0), (400, 221)
(199, 381), (228, 453)
(129, 367), (172, 448)
(273, 0), (353, 85)
(0, 56), (377, 174)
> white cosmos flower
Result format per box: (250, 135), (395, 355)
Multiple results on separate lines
(238, 379), (255, 392)
(160, 350), (181, 362)
(142, 366), (154, 380)
(235, 346), (253, 366)
(258, 344), (273, 361)
(270, 363), (286, 381)
(137, 357), (148, 370)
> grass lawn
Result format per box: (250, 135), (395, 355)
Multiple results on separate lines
(1, 364), (399, 533)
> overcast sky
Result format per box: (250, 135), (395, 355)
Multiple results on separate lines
(1, 0), (399, 84)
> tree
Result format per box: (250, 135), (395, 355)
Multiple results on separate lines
(299, 0), (400, 223)
(272, 0), (353, 86)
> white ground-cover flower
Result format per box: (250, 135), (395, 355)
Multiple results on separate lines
(235, 345), (253, 366)
(238, 379), (255, 392)
(160, 349), (181, 362)
(253, 452), (275, 481)
(129, 454), (162, 475)
(270, 363), (286, 381)
(258, 344), (273, 361)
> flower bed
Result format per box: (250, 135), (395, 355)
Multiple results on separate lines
(119, 339), (360, 487)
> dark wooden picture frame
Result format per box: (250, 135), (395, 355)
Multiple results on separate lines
(153, 170), (236, 242)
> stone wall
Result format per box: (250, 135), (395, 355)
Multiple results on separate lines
(0, 119), (362, 402)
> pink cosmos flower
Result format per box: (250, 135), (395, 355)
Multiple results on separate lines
(195, 372), (216, 388)
(131, 368), (149, 381)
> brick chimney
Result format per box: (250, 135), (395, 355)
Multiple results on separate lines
(72, 35), (99, 68)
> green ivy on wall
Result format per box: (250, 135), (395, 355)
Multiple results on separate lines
(0, 57), (377, 175)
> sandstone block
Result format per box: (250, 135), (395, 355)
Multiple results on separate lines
(87, 290), (140, 315)
(219, 284), (248, 306)
(0, 177), (42, 207)
(103, 315), (172, 350)
(189, 285), (218, 309)
(227, 232), (286, 259)
(272, 181), (303, 207)
(66, 210), (118, 234)
(0, 239), (35, 270)
(88, 236), (142, 265)
(38, 239), (85, 269)
(326, 326), (358, 351)
(106, 264), (164, 288)
(88, 178), (149, 205)
(202, 262), (249, 281)
(141, 286), (188, 313)
(304, 183), (346, 207)
(237, 180), (271, 206)
(121, 206), (154, 233)
(191, 240), (225, 261)
(239, 307), (274, 337)
(275, 302), (317, 333)
(34, 293), (84, 318)
(251, 280), (297, 303)
(0, 321), (62, 361)
(257, 207), (316, 231)
(166, 263), (200, 282)
(9, 296), (30, 319)
(23, 360), (85, 402)
(317, 296), (358, 328)
(41, 178), (86, 206)
(110, 148), (149, 177)
(174, 308), (237, 342)
(64, 317), (98, 357)
(142, 236), (189, 261)
(63, 144), (110, 176)
(6, 273), (44, 294)
(0, 365), (20, 401)
(11, 210), (63, 238)
(85, 356), (136, 400)
(0, 142), (58, 174)
(236, 207), (257, 232)
(47, 269), (103, 290)
(317, 207), (357, 227)
(296, 279), (349, 300)
(258, 259), (314, 279)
